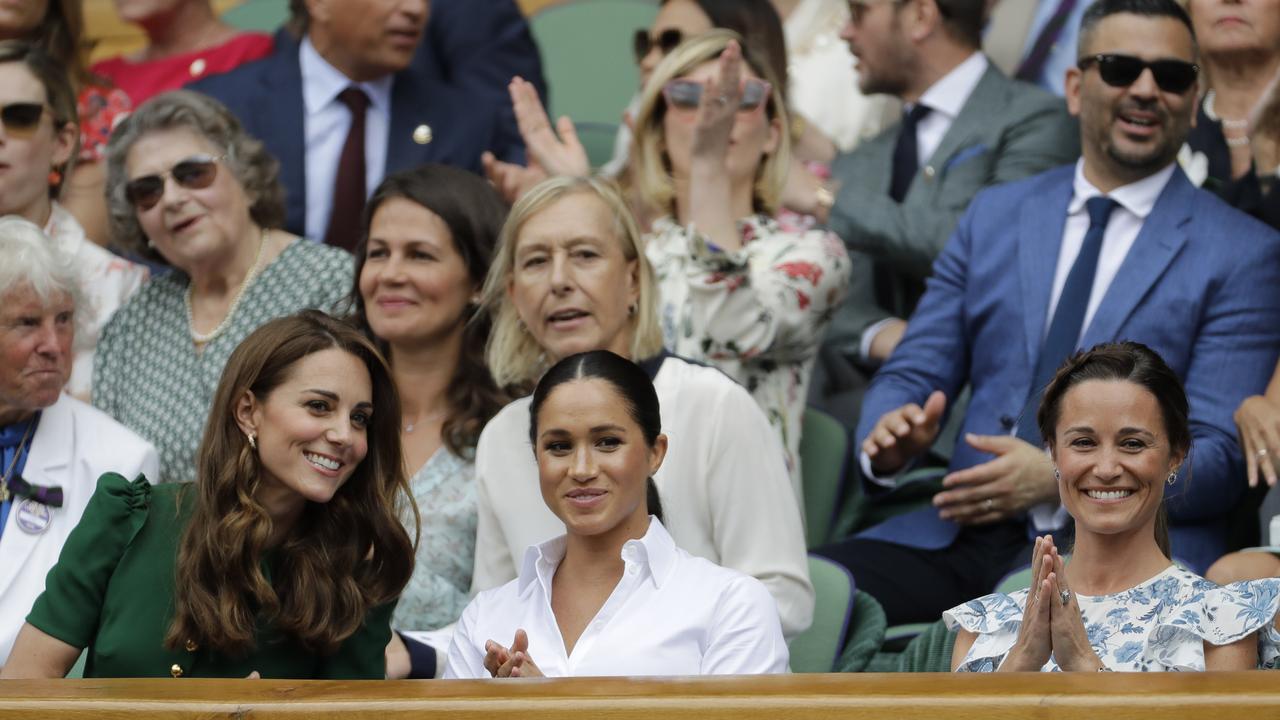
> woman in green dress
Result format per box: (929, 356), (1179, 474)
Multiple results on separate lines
(1, 310), (416, 679)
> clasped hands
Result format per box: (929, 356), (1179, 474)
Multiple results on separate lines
(1000, 536), (1105, 672)
(863, 391), (1058, 524)
(483, 628), (544, 678)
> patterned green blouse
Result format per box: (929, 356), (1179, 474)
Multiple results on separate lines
(92, 241), (353, 483)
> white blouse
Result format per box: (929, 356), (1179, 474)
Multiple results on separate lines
(445, 518), (789, 678)
(45, 203), (148, 400)
(471, 353), (814, 639)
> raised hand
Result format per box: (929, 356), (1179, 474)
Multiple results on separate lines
(689, 40), (743, 167)
(999, 536), (1054, 671)
(494, 629), (544, 678)
(863, 390), (947, 475)
(1235, 394), (1280, 487)
(933, 434), (1056, 525)
(509, 76), (590, 178)
(482, 151), (548, 205)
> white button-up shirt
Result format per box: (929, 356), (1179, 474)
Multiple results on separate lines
(299, 37), (393, 242)
(445, 518), (789, 678)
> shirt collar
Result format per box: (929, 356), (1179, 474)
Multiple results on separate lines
(515, 517), (677, 596)
(1068, 159), (1177, 219)
(915, 51), (989, 119)
(299, 36), (394, 116)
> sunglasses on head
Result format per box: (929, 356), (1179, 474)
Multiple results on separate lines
(125, 154), (223, 211)
(1077, 54), (1198, 94)
(662, 78), (772, 113)
(0, 102), (50, 135)
(633, 28), (684, 63)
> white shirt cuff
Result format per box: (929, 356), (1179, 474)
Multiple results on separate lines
(859, 317), (899, 362)
(860, 450), (904, 489)
(1028, 501), (1069, 531)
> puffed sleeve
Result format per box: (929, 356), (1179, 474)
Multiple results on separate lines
(442, 597), (487, 679)
(1145, 578), (1280, 671)
(701, 575), (790, 675)
(316, 601), (395, 680)
(942, 591), (1029, 673)
(650, 217), (851, 364)
(25, 473), (152, 648)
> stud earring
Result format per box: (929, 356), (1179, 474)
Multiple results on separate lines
(246, 432), (257, 449)
(1053, 468), (1061, 482)
(628, 303), (637, 317)
(1167, 471), (1177, 486)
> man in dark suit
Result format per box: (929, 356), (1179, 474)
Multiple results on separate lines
(816, 0), (1280, 625)
(192, 0), (525, 247)
(799, 0), (1079, 426)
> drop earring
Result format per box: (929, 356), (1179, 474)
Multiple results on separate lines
(246, 432), (257, 449)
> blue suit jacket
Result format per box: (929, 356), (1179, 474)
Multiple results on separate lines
(856, 164), (1280, 572)
(191, 29), (524, 238)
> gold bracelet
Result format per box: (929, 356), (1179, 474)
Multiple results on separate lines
(814, 185), (835, 213)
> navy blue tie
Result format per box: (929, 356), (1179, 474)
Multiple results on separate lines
(889, 104), (933, 203)
(1016, 196), (1119, 447)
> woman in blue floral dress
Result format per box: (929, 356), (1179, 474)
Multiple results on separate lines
(946, 341), (1280, 672)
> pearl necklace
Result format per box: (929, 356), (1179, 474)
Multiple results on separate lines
(186, 228), (268, 346)
(403, 410), (447, 434)
(1204, 90), (1251, 147)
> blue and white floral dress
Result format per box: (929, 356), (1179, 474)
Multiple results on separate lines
(944, 565), (1280, 671)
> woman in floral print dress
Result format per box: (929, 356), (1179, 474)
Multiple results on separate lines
(502, 31), (850, 499)
(946, 342), (1280, 672)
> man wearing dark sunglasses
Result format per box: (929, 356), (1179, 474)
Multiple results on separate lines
(191, 0), (526, 248)
(815, 0), (1280, 628)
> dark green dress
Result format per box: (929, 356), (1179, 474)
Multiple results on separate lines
(27, 473), (393, 679)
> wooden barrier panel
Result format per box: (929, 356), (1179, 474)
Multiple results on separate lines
(2, 673), (1280, 719)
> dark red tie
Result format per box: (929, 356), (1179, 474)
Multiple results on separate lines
(324, 87), (370, 250)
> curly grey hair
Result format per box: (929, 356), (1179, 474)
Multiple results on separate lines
(0, 215), (84, 319)
(104, 90), (286, 260)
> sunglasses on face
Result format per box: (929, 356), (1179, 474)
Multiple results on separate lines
(0, 102), (50, 136)
(662, 78), (772, 113)
(633, 28), (684, 64)
(1077, 54), (1199, 94)
(125, 154), (223, 211)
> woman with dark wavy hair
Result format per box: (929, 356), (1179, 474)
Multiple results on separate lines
(3, 310), (415, 679)
(347, 165), (509, 678)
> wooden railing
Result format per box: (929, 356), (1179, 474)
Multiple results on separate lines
(3, 673), (1279, 719)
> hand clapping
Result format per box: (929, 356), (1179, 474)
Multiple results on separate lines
(483, 629), (544, 678)
(1000, 536), (1104, 672)
(863, 390), (947, 475)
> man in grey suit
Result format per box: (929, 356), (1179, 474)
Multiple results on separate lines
(799, 0), (1079, 425)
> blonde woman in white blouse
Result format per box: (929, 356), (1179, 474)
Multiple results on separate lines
(446, 350), (788, 678)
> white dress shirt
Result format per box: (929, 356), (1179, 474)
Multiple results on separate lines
(860, 160), (1179, 529)
(858, 51), (990, 361)
(445, 518), (789, 678)
(471, 354), (814, 640)
(299, 38), (393, 242)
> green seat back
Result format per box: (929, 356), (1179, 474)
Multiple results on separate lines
(834, 590), (887, 672)
(789, 555), (856, 672)
(221, 0), (288, 32)
(528, 0), (657, 167)
(800, 407), (848, 548)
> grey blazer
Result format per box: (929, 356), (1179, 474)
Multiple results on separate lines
(823, 63), (1079, 359)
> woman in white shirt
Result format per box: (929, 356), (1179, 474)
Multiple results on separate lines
(446, 350), (788, 678)
(471, 175), (812, 640)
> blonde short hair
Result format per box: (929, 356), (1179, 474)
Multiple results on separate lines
(630, 29), (791, 217)
(482, 176), (665, 389)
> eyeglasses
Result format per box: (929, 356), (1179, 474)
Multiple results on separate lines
(662, 78), (772, 112)
(0, 102), (50, 137)
(1077, 54), (1199, 94)
(633, 28), (684, 63)
(125, 154), (224, 210)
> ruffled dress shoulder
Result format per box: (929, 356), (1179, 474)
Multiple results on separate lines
(943, 565), (1280, 671)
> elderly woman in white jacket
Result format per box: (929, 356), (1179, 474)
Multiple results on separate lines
(0, 217), (158, 669)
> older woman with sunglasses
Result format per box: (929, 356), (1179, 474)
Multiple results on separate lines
(0, 41), (148, 401)
(92, 91), (352, 483)
(493, 32), (850, 495)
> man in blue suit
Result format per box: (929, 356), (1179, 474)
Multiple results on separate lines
(816, 0), (1280, 625)
(192, 0), (524, 247)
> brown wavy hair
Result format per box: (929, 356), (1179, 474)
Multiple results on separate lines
(165, 310), (417, 657)
(346, 164), (510, 457)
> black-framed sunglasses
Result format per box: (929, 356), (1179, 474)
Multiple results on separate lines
(662, 78), (773, 112)
(125, 154), (224, 211)
(0, 102), (50, 135)
(633, 28), (684, 63)
(1077, 54), (1199, 94)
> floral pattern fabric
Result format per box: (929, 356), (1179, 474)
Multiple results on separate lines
(646, 214), (850, 496)
(92, 240), (353, 483)
(944, 565), (1280, 672)
(76, 85), (132, 163)
(392, 448), (477, 632)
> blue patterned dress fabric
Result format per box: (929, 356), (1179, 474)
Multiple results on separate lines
(945, 565), (1280, 671)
